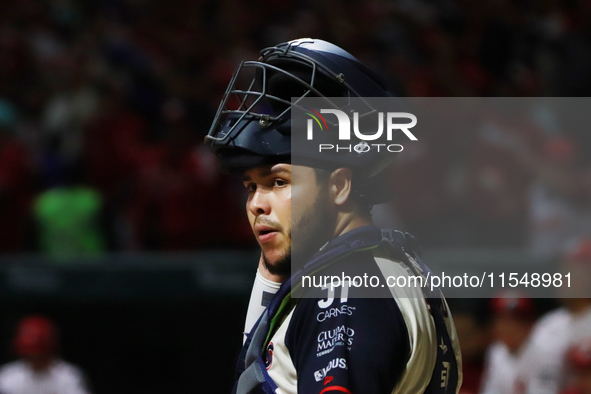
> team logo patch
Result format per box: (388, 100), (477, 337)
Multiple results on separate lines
(314, 358), (348, 381)
(317, 326), (355, 357)
(264, 342), (274, 370)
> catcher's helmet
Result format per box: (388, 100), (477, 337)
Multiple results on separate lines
(205, 38), (398, 183)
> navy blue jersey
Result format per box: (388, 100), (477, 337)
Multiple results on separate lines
(234, 226), (462, 394)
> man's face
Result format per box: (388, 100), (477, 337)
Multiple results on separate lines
(242, 164), (334, 276)
(492, 314), (533, 354)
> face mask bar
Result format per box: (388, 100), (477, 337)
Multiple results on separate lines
(205, 43), (379, 144)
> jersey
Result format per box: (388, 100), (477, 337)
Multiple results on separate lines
(513, 308), (571, 394)
(234, 225), (462, 394)
(0, 359), (90, 394)
(513, 305), (591, 394)
(479, 342), (522, 394)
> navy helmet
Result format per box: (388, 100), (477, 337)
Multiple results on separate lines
(205, 39), (399, 202)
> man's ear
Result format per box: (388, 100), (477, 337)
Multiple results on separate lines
(329, 168), (353, 206)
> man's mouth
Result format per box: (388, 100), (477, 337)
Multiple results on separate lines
(255, 225), (279, 243)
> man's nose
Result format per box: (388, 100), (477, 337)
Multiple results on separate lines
(249, 188), (271, 216)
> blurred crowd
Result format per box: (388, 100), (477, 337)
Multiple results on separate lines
(383, 99), (591, 255)
(1, 2), (590, 392)
(1, 0), (591, 256)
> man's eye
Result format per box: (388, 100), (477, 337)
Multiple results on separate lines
(274, 179), (287, 187)
(245, 183), (256, 192)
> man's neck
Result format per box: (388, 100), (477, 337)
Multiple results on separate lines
(334, 213), (373, 238)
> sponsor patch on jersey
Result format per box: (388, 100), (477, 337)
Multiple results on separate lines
(264, 342), (274, 370)
(316, 305), (356, 322)
(316, 325), (354, 357)
(314, 358), (348, 381)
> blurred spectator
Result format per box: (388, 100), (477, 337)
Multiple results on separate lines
(0, 0), (589, 253)
(513, 306), (572, 394)
(32, 161), (106, 259)
(513, 241), (591, 394)
(480, 291), (537, 394)
(0, 316), (91, 394)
